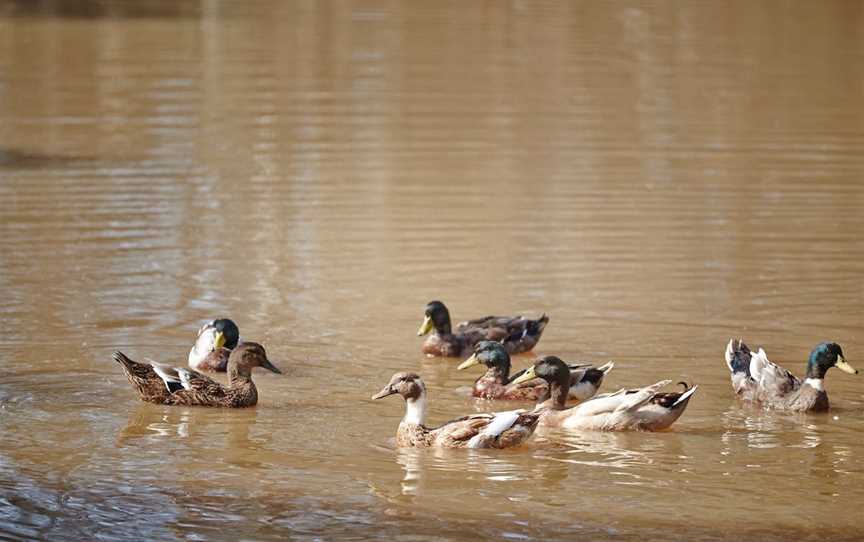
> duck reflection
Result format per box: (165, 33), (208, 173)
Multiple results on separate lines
(115, 405), (267, 469)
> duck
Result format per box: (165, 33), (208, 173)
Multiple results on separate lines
(188, 318), (241, 372)
(511, 356), (698, 431)
(417, 300), (549, 357)
(371, 372), (540, 448)
(725, 339), (857, 412)
(114, 342), (282, 407)
(457, 340), (614, 402)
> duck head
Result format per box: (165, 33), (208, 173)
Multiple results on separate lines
(807, 342), (856, 379)
(372, 372), (426, 401)
(458, 340), (511, 376)
(510, 355), (571, 390)
(417, 300), (452, 336)
(228, 342), (282, 376)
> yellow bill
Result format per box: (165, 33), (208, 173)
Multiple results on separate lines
(836, 356), (858, 374)
(457, 353), (481, 371)
(417, 315), (433, 336)
(214, 331), (226, 350)
(509, 366), (538, 386)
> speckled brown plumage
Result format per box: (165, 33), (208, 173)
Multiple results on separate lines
(114, 342), (281, 408)
(418, 301), (549, 358)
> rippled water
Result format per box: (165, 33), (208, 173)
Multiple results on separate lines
(1, 1), (863, 540)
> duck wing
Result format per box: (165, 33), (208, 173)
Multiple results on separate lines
(432, 410), (539, 448)
(749, 348), (800, 400)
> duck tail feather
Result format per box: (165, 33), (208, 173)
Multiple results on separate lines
(725, 338), (752, 375)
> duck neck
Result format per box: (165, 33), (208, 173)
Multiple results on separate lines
(228, 363), (253, 388)
(402, 393), (427, 426)
(485, 363), (510, 384)
(805, 360), (829, 380)
(541, 375), (570, 410)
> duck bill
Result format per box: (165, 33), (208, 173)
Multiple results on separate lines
(417, 315), (433, 336)
(510, 366), (538, 386)
(372, 386), (396, 400)
(457, 353), (481, 371)
(260, 359), (282, 374)
(836, 356), (858, 375)
(214, 331), (226, 350)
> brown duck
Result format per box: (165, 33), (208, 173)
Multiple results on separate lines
(457, 340), (613, 402)
(725, 339), (857, 412)
(417, 300), (549, 358)
(114, 342), (281, 407)
(372, 372), (540, 448)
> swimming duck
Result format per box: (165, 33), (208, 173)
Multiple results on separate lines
(115, 342), (281, 407)
(457, 340), (614, 402)
(188, 318), (240, 372)
(725, 339), (857, 412)
(512, 356), (697, 431)
(372, 372), (540, 448)
(417, 300), (549, 357)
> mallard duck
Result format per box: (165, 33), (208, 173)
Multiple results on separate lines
(512, 356), (697, 431)
(188, 318), (240, 372)
(725, 339), (857, 412)
(417, 300), (549, 357)
(371, 372), (540, 448)
(115, 342), (281, 407)
(457, 340), (613, 402)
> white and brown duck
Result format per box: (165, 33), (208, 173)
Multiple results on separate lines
(372, 372), (540, 448)
(725, 339), (857, 412)
(188, 318), (240, 372)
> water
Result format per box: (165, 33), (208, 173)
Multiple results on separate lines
(1, 1), (863, 540)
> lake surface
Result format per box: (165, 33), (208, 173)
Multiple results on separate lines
(1, 1), (863, 540)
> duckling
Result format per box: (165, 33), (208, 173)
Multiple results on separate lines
(188, 318), (240, 371)
(512, 356), (697, 431)
(725, 339), (857, 412)
(372, 372), (540, 448)
(115, 342), (281, 407)
(417, 300), (549, 357)
(457, 340), (613, 402)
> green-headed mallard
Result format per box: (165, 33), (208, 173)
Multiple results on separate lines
(115, 342), (281, 407)
(512, 356), (697, 431)
(725, 339), (857, 412)
(371, 372), (540, 448)
(457, 340), (613, 402)
(417, 300), (549, 358)
(188, 318), (240, 372)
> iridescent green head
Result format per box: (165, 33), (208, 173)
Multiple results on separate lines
(807, 342), (857, 379)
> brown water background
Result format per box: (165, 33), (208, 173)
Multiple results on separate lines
(1, 1), (863, 540)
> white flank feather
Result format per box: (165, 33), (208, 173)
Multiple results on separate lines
(614, 380), (671, 413)
(672, 385), (699, 407)
(150, 363), (181, 392)
(176, 368), (195, 391)
(467, 410), (521, 449)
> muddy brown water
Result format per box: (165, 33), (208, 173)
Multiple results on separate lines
(1, 1), (863, 540)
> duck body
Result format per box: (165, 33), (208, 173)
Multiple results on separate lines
(373, 372), (540, 449)
(188, 318), (240, 372)
(115, 342), (281, 408)
(418, 301), (549, 358)
(458, 341), (612, 402)
(545, 381), (697, 431)
(512, 357), (697, 432)
(725, 339), (856, 412)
